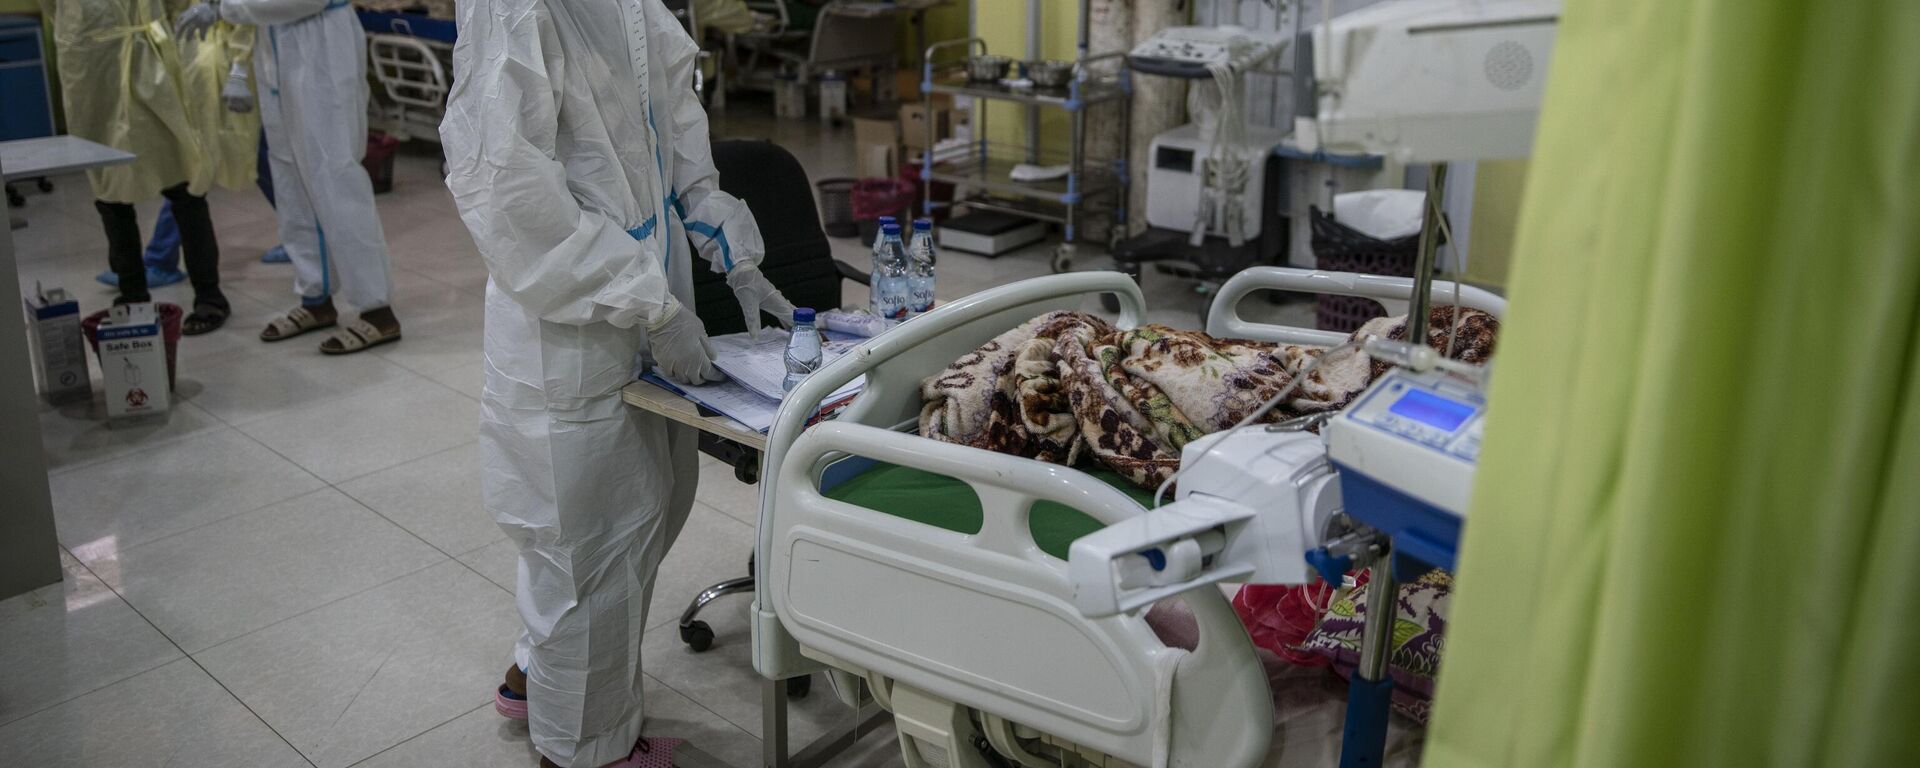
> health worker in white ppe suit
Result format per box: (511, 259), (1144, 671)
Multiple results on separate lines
(438, 0), (796, 765)
(176, 0), (404, 354)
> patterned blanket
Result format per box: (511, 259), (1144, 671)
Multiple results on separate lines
(919, 307), (1499, 489)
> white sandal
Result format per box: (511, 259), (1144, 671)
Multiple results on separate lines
(319, 317), (402, 355)
(259, 305), (336, 342)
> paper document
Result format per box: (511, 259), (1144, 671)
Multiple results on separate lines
(642, 374), (782, 433)
(643, 373), (862, 434)
(708, 330), (863, 403)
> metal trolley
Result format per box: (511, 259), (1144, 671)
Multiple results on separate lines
(918, 35), (1131, 273)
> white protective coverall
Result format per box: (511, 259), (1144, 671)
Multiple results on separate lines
(439, 0), (768, 764)
(218, 0), (392, 310)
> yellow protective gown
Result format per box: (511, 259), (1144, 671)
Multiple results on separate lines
(177, 23), (259, 191)
(43, 0), (211, 203)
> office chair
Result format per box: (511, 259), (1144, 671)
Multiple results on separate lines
(680, 141), (864, 693)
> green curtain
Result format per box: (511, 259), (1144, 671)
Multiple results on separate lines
(1426, 0), (1920, 765)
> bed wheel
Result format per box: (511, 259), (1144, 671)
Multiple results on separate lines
(785, 674), (811, 698)
(680, 620), (715, 652)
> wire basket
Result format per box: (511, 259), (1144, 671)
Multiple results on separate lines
(1309, 206), (1424, 333)
(816, 178), (857, 238)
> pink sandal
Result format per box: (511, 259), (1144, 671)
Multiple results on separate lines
(539, 738), (686, 768)
(495, 665), (528, 720)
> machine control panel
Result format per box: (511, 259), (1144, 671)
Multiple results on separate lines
(1327, 367), (1487, 518)
(1344, 372), (1486, 463)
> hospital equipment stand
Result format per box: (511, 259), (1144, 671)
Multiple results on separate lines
(1407, 163), (1450, 341)
(920, 3), (1133, 275)
(1341, 543), (1400, 768)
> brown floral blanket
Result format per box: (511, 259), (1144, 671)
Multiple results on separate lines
(919, 307), (1499, 489)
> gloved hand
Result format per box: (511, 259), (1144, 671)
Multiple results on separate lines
(221, 61), (253, 113)
(174, 1), (221, 40)
(725, 263), (797, 340)
(646, 302), (724, 385)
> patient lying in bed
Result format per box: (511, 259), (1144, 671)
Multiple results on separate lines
(915, 307), (1498, 733)
(919, 306), (1498, 489)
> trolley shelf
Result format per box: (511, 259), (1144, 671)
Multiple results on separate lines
(926, 151), (1121, 204)
(923, 69), (1128, 109)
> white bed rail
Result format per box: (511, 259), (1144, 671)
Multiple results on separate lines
(768, 420), (1272, 765)
(753, 274), (1274, 765)
(757, 272), (1144, 585)
(1207, 266), (1506, 346)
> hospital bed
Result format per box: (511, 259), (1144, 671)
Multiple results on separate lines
(720, 0), (937, 110)
(750, 267), (1503, 767)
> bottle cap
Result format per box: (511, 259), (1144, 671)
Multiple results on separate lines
(912, 219), (932, 230)
(882, 222), (901, 235)
(793, 307), (816, 323)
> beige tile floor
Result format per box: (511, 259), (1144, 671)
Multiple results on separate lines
(3, 105), (1302, 767)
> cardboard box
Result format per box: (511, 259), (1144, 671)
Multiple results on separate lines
(852, 115), (900, 178)
(899, 103), (953, 150)
(96, 303), (170, 420)
(24, 287), (89, 403)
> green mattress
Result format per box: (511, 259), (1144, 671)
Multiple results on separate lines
(821, 462), (1156, 560)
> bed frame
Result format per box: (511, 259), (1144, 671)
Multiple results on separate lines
(751, 268), (1504, 767)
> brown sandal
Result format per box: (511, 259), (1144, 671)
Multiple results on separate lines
(260, 305), (336, 342)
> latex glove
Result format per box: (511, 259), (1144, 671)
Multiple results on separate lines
(646, 302), (724, 385)
(174, 2), (221, 40)
(725, 263), (797, 340)
(221, 61), (253, 113)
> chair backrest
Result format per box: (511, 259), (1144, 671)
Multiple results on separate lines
(692, 140), (840, 335)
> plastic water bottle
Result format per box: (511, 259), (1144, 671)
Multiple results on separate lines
(783, 308), (822, 393)
(867, 215), (897, 317)
(871, 223), (910, 321)
(906, 219), (937, 315)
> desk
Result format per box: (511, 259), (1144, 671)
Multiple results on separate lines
(0, 135), (133, 600)
(1, 135), (136, 182)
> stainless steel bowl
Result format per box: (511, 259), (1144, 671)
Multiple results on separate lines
(1027, 59), (1075, 88)
(966, 55), (1012, 82)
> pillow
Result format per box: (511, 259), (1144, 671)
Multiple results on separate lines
(1298, 568), (1452, 724)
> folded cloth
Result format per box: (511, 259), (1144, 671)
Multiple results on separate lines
(920, 306), (1499, 489)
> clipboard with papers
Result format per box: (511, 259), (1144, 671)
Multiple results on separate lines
(639, 329), (865, 434)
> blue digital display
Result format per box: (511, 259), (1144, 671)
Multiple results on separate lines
(1388, 389), (1476, 432)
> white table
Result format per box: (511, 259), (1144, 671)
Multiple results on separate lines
(1, 136), (138, 600)
(1, 135), (136, 182)
(621, 379), (768, 452)
(619, 378), (891, 768)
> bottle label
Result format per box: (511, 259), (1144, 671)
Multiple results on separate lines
(908, 280), (935, 313)
(874, 277), (909, 320)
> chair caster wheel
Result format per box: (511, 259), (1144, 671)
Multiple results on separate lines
(36, 178), (53, 193)
(1051, 244), (1075, 274)
(680, 621), (715, 652)
(786, 675), (811, 698)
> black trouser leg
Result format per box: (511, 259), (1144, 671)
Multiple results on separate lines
(160, 183), (227, 312)
(94, 199), (147, 303)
